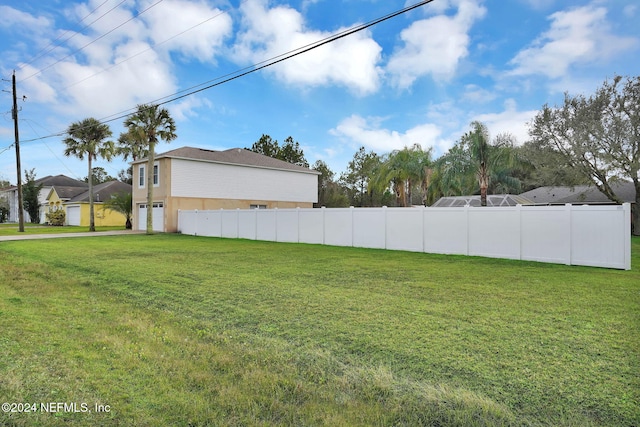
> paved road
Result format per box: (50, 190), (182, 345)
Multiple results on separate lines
(0, 230), (145, 241)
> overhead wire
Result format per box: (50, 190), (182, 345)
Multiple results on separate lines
(19, 0), (123, 70)
(62, 2), (243, 91)
(22, 0), (166, 82)
(17, 0), (435, 143)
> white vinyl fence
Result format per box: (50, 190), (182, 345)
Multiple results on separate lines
(178, 204), (632, 270)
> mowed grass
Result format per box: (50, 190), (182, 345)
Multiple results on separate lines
(0, 234), (638, 426)
(0, 224), (125, 235)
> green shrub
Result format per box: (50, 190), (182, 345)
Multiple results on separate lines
(46, 210), (66, 226)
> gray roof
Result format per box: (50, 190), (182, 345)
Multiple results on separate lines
(68, 181), (132, 203)
(520, 182), (636, 204)
(432, 194), (534, 207)
(50, 186), (88, 200)
(133, 146), (319, 174)
(3, 174), (87, 191)
(37, 174), (88, 188)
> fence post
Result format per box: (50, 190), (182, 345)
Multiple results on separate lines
(297, 207), (300, 243)
(322, 206), (326, 245)
(350, 206), (355, 247)
(565, 204), (572, 266)
(516, 204), (522, 261)
(194, 209), (198, 236)
(383, 206), (387, 249)
(465, 205), (470, 256)
(623, 203), (631, 270)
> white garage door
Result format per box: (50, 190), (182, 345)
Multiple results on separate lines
(138, 202), (164, 232)
(66, 206), (81, 226)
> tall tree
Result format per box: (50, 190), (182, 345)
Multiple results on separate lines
(438, 122), (520, 206)
(340, 147), (381, 206)
(529, 75), (639, 234)
(371, 144), (434, 207)
(247, 134), (309, 167)
(63, 118), (114, 231)
(312, 160), (349, 207)
(122, 104), (177, 234)
(84, 167), (115, 184)
(22, 169), (43, 224)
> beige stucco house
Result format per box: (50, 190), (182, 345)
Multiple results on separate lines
(131, 147), (319, 233)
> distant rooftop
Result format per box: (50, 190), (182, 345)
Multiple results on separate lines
(519, 182), (635, 204)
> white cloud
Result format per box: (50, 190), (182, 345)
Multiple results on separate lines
(462, 84), (497, 103)
(387, 0), (486, 87)
(140, 0), (232, 62)
(0, 5), (51, 32)
(472, 99), (538, 144)
(509, 5), (638, 78)
(330, 115), (445, 154)
(233, 0), (383, 95)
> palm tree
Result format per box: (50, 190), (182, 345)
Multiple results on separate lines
(439, 122), (520, 206)
(370, 144), (433, 206)
(122, 104), (176, 234)
(103, 191), (133, 229)
(63, 118), (114, 231)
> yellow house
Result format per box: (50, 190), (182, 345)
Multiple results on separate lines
(46, 181), (132, 227)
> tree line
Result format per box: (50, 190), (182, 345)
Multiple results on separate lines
(257, 76), (638, 235)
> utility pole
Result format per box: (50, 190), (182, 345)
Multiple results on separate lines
(12, 71), (25, 232)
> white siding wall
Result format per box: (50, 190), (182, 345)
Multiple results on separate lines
(171, 159), (317, 203)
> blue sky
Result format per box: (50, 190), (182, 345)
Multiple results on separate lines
(0, 0), (638, 184)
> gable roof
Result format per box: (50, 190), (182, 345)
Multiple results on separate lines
(520, 182), (636, 204)
(2, 174), (87, 192)
(36, 174), (88, 188)
(68, 181), (132, 203)
(133, 146), (319, 174)
(48, 186), (88, 201)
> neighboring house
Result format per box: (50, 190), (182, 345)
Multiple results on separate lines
(46, 180), (132, 227)
(432, 194), (533, 207)
(519, 182), (636, 205)
(0, 175), (87, 223)
(131, 146), (320, 232)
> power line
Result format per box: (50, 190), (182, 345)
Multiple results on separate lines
(19, 0), (119, 70)
(19, 0), (435, 143)
(62, 3), (241, 91)
(22, 0), (165, 82)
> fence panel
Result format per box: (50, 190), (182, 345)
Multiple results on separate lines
(423, 208), (468, 255)
(570, 205), (630, 269)
(178, 210), (197, 235)
(238, 210), (257, 240)
(353, 208), (386, 249)
(520, 206), (570, 264)
(256, 210), (277, 241)
(386, 208), (424, 252)
(468, 208), (521, 260)
(276, 209), (300, 243)
(324, 208), (353, 247)
(299, 209), (324, 244)
(177, 204), (631, 270)
(199, 210), (222, 237)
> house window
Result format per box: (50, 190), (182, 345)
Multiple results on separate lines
(139, 162), (159, 187)
(250, 204), (267, 209)
(139, 165), (145, 188)
(153, 163), (159, 187)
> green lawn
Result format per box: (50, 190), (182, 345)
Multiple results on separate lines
(0, 224), (125, 235)
(1, 235), (638, 426)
